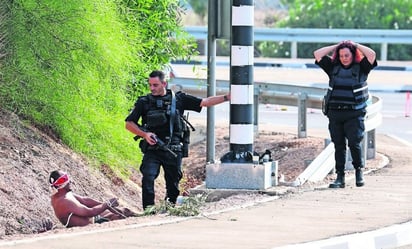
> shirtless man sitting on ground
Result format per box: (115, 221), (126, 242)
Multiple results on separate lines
(49, 170), (136, 228)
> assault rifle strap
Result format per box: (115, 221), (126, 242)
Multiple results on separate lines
(181, 113), (195, 131)
(168, 90), (176, 145)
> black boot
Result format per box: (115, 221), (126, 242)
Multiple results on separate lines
(329, 172), (345, 188)
(355, 168), (365, 187)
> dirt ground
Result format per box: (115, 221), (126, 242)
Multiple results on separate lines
(0, 109), (373, 240)
(183, 125), (325, 185)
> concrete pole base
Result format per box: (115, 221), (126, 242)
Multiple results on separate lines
(206, 161), (272, 190)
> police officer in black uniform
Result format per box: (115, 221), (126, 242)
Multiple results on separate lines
(314, 40), (377, 188)
(125, 70), (230, 210)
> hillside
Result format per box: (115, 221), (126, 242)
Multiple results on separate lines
(0, 109), (143, 238)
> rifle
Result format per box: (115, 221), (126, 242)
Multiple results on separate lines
(133, 131), (177, 158)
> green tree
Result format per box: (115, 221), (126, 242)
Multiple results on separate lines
(186, 0), (208, 24)
(260, 0), (412, 60)
(119, 0), (197, 99)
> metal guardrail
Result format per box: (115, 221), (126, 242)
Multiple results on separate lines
(171, 77), (325, 107)
(185, 26), (412, 61)
(170, 76), (382, 135)
(186, 26), (412, 44)
(171, 77), (383, 185)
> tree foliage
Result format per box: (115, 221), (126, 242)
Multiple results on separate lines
(0, 0), (197, 175)
(282, 0), (412, 29)
(186, 0), (207, 24)
(259, 0), (412, 59)
(119, 0), (197, 99)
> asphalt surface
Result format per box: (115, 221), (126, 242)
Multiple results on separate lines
(1, 133), (411, 249)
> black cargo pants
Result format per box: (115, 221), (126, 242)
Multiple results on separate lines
(327, 109), (366, 173)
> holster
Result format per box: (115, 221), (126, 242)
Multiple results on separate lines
(182, 128), (190, 158)
(139, 139), (149, 153)
(322, 95), (329, 115)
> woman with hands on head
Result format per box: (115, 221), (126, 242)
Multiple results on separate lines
(314, 40), (377, 189)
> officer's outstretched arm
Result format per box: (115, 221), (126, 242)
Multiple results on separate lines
(200, 93), (230, 107)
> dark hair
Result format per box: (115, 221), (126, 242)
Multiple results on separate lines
(331, 41), (362, 64)
(149, 70), (166, 82)
(49, 170), (63, 186)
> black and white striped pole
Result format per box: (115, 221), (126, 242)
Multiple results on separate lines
(221, 0), (254, 163)
(207, 0), (271, 189)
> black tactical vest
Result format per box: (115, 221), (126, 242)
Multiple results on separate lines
(328, 64), (369, 105)
(141, 90), (185, 144)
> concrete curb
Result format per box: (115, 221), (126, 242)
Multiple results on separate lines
(273, 221), (412, 249)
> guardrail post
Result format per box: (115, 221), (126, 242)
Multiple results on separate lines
(381, 43), (388, 61)
(291, 41), (298, 59)
(297, 92), (307, 138)
(366, 129), (376, 159)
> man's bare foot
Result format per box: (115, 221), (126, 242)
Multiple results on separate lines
(38, 218), (54, 233)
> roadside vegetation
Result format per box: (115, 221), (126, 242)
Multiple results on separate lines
(270, 0), (412, 59)
(0, 0), (197, 177)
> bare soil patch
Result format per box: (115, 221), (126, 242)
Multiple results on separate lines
(183, 125), (325, 185)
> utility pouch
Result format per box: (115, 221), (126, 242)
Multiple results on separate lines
(322, 90), (332, 116)
(180, 113), (195, 158)
(182, 128), (190, 158)
(139, 139), (149, 153)
(146, 110), (168, 128)
(322, 95), (329, 115)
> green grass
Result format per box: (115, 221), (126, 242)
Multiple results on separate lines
(0, 0), (196, 179)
